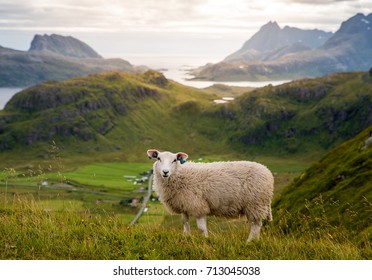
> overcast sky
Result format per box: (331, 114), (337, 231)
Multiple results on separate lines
(0, 0), (371, 65)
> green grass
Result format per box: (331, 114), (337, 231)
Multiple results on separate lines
(273, 127), (372, 237)
(0, 161), (155, 221)
(0, 162), (152, 190)
(62, 162), (152, 189)
(1, 126), (369, 260)
(0, 195), (369, 260)
(0, 145), (370, 260)
(201, 83), (254, 98)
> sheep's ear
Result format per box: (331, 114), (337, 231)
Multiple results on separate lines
(147, 149), (159, 160)
(176, 152), (188, 164)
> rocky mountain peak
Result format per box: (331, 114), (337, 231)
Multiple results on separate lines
(337, 13), (372, 34)
(225, 20), (333, 61)
(29, 34), (102, 59)
(260, 21), (281, 32)
(321, 13), (372, 50)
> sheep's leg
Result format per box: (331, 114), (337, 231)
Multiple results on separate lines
(247, 220), (262, 242)
(196, 216), (208, 237)
(268, 207), (273, 221)
(182, 213), (190, 235)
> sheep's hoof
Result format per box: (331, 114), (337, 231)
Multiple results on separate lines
(246, 237), (259, 243)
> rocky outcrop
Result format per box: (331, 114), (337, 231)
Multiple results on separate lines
(144, 70), (168, 87)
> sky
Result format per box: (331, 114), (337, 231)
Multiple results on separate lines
(0, 0), (371, 66)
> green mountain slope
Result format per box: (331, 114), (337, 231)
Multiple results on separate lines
(224, 72), (372, 155)
(0, 71), (230, 164)
(272, 127), (372, 239)
(1, 71), (371, 167)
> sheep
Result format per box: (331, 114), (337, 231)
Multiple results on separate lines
(147, 149), (274, 242)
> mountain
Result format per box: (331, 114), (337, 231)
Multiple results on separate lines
(225, 21), (332, 62)
(0, 70), (371, 165)
(322, 13), (372, 50)
(0, 34), (143, 87)
(192, 13), (372, 81)
(29, 34), (102, 58)
(272, 126), (372, 238)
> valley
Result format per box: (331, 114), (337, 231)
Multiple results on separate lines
(0, 68), (371, 259)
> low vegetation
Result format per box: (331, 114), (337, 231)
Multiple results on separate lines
(1, 128), (371, 259)
(0, 195), (369, 259)
(273, 127), (372, 240)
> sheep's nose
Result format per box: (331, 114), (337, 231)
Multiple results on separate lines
(162, 170), (169, 176)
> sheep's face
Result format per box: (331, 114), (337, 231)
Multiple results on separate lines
(147, 149), (188, 179)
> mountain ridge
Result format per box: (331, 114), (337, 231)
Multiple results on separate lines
(0, 34), (143, 87)
(192, 13), (372, 81)
(224, 20), (333, 62)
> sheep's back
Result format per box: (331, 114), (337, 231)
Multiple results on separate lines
(181, 161), (274, 217)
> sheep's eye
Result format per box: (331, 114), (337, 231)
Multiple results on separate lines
(157, 157), (161, 161)
(172, 159), (177, 163)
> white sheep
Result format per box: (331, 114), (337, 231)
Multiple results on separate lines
(147, 149), (274, 242)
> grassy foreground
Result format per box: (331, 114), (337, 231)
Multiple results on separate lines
(0, 139), (370, 260)
(0, 195), (370, 260)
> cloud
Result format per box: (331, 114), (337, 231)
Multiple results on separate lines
(1, 0), (371, 58)
(0, 0), (371, 36)
(0, 0), (211, 32)
(283, 0), (356, 3)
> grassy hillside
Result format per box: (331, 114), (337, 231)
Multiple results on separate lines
(0, 70), (234, 169)
(273, 127), (372, 241)
(225, 72), (372, 155)
(1, 70), (371, 171)
(201, 83), (254, 98)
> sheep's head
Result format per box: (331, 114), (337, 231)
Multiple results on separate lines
(147, 149), (188, 179)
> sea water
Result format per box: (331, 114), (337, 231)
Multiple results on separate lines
(123, 53), (290, 88)
(0, 87), (24, 110)
(0, 55), (290, 109)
